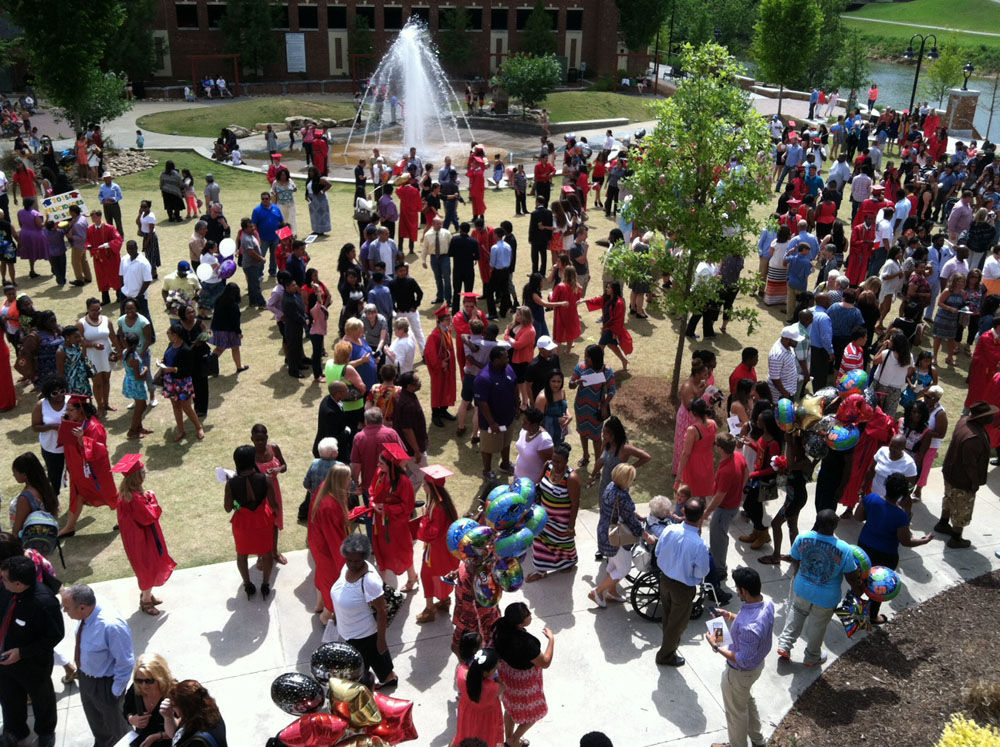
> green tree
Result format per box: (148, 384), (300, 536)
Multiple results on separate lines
(522, 0), (557, 57)
(616, 0), (671, 52)
(922, 41), (964, 108)
(220, 0), (280, 78)
(752, 0), (821, 115)
(496, 54), (562, 114)
(662, 0), (759, 57)
(803, 0), (847, 87)
(829, 30), (872, 107)
(3, 0), (131, 129)
(103, 0), (157, 80)
(605, 43), (770, 399)
(438, 8), (474, 73)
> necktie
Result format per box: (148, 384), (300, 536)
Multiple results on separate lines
(0, 598), (17, 650)
(435, 231), (440, 255)
(74, 618), (84, 669)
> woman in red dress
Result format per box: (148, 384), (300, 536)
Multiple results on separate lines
(0, 331), (15, 411)
(967, 317), (1000, 408)
(369, 442), (417, 591)
(453, 646), (504, 747)
(311, 130), (329, 177)
(424, 305), (457, 423)
(415, 465), (460, 624)
(57, 394), (117, 536)
(307, 462), (350, 615)
(113, 454), (176, 616)
(251, 423), (288, 565)
(225, 444), (277, 599)
(467, 147), (487, 220)
(549, 265), (582, 355)
(674, 397), (717, 499)
(584, 280), (632, 370)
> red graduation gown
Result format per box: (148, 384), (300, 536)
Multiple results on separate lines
(369, 468), (415, 575)
(397, 183), (422, 242)
(118, 490), (175, 590)
(417, 504), (459, 600)
(307, 491), (347, 611)
(968, 329), (1000, 408)
(847, 222), (876, 286)
(58, 417), (118, 514)
(467, 159), (487, 216)
(452, 308), (487, 372)
(839, 409), (896, 508)
(585, 295), (633, 355)
(473, 227), (495, 285)
(86, 223), (123, 293)
(424, 325), (457, 408)
(550, 282), (582, 344)
(0, 333), (15, 411)
(312, 137), (329, 176)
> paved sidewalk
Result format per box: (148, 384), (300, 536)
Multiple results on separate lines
(29, 467), (1000, 746)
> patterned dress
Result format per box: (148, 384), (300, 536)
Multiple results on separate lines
(35, 332), (63, 385)
(451, 560), (501, 653)
(570, 364), (615, 440)
(531, 464), (578, 573)
(122, 351), (148, 400)
(61, 343), (92, 396)
(256, 451), (285, 531)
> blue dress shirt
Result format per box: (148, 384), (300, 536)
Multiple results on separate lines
(655, 523), (710, 587)
(77, 604), (135, 696)
(489, 240), (512, 270)
(808, 307), (833, 354)
(98, 182), (123, 204)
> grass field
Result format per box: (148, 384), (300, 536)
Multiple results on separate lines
(136, 98), (358, 138)
(843, 0), (1000, 35)
(543, 91), (654, 123)
(0, 148), (970, 586)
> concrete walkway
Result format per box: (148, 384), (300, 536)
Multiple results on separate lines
(841, 14), (1000, 38)
(34, 467), (1000, 746)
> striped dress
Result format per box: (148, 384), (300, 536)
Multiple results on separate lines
(765, 240), (790, 306)
(571, 364), (616, 440)
(531, 464), (578, 573)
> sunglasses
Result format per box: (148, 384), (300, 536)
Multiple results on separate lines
(134, 677), (156, 685)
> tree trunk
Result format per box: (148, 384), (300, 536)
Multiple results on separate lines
(777, 84), (783, 118)
(670, 317), (686, 402)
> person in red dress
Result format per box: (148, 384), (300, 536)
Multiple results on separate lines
(424, 305), (457, 423)
(414, 465), (461, 623)
(307, 462), (350, 615)
(85, 210), (122, 305)
(396, 178), (422, 254)
(453, 645), (505, 747)
(967, 317), (1000, 409)
(467, 147), (487, 220)
(225, 444), (278, 600)
(584, 280), (632, 370)
(549, 265), (582, 355)
(0, 331), (15, 411)
(251, 423), (288, 566)
(312, 130), (329, 177)
(472, 219), (495, 289)
(57, 394), (117, 537)
(452, 292), (487, 374)
(847, 212), (877, 286)
(369, 442), (417, 591)
(112, 454), (176, 616)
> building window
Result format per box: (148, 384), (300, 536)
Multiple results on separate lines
(272, 3), (289, 29)
(384, 7), (403, 30)
(410, 6), (430, 24)
(515, 7), (557, 30)
(298, 5), (319, 30)
(491, 8), (509, 29)
(328, 6), (347, 28)
(206, 3), (226, 28)
(566, 9), (582, 31)
(175, 3), (199, 29)
(466, 8), (483, 30)
(355, 6), (376, 29)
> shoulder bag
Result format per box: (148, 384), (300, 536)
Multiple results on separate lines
(608, 491), (637, 547)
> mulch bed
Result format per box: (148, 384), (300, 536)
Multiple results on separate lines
(611, 374), (676, 436)
(770, 569), (1000, 746)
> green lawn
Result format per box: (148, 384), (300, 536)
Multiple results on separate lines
(543, 91), (655, 123)
(843, 0), (1000, 34)
(136, 97), (358, 138)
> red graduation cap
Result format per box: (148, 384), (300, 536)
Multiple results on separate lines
(67, 393), (92, 405)
(381, 442), (412, 464)
(433, 303), (451, 319)
(276, 226), (293, 240)
(786, 198), (802, 208)
(461, 292), (480, 300)
(271, 153), (282, 160)
(111, 453), (145, 475)
(421, 464), (454, 486)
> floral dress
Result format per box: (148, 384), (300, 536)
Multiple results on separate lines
(61, 343), (91, 395)
(122, 351), (148, 401)
(272, 180), (298, 235)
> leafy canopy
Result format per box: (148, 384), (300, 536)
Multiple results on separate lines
(496, 54), (562, 111)
(752, 0), (822, 112)
(609, 43), (770, 397)
(616, 0), (672, 52)
(522, 1), (557, 57)
(922, 41), (964, 108)
(220, 0), (281, 77)
(438, 8), (475, 73)
(102, 0), (157, 80)
(829, 29), (872, 95)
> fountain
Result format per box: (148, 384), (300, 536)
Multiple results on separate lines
(344, 18), (474, 158)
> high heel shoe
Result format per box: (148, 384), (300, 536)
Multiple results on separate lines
(261, 583), (271, 599)
(244, 582), (257, 599)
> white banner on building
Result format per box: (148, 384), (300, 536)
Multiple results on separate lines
(286, 33), (307, 73)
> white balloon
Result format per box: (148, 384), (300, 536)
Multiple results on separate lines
(195, 263), (213, 282)
(219, 238), (237, 258)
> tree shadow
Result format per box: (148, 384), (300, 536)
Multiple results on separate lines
(786, 678), (901, 729)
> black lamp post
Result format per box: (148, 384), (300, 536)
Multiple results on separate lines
(963, 62), (975, 91)
(904, 33), (938, 114)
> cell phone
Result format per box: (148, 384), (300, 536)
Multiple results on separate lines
(0, 652), (10, 661)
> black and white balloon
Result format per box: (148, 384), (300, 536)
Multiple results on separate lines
(270, 672), (324, 715)
(311, 642), (365, 685)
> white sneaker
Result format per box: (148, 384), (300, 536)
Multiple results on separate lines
(126, 402), (135, 410)
(150, 399), (159, 407)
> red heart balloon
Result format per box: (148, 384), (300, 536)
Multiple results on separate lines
(275, 713), (349, 746)
(366, 693), (418, 743)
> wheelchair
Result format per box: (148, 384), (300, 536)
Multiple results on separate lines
(626, 542), (720, 622)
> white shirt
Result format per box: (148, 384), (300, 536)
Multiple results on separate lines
(876, 218), (893, 247)
(893, 198), (911, 231)
(371, 240), (398, 271)
(421, 226), (452, 259)
(0, 170), (7, 194)
(983, 255), (1000, 280)
(389, 334), (416, 374)
(230, 149), (243, 165)
(767, 339), (798, 401)
(119, 254), (153, 298)
(871, 447), (917, 498)
(329, 564), (383, 640)
(939, 257), (969, 282)
(216, 78), (227, 89)
(139, 211), (156, 236)
(827, 161), (851, 190)
(604, 134), (615, 150)
(769, 121), (783, 140)
(850, 173), (872, 202)
(514, 429), (554, 483)
(878, 259), (904, 300)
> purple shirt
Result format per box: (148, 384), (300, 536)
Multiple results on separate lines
(377, 194), (398, 222)
(729, 600), (775, 670)
(474, 363), (517, 429)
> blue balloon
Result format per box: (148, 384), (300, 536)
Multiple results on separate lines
(485, 484), (509, 508)
(494, 527), (534, 559)
(512, 477), (536, 504)
(459, 525), (495, 559)
(492, 557), (524, 592)
(485, 492), (529, 531)
(522, 504), (547, 536)
(446, 518), (478, 557)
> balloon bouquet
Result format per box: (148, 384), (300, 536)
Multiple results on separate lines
(446, 477), (548, 608)
(834, 545), (903, 638)
(266, 642), (417, 746)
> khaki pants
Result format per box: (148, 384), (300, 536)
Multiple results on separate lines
(71, 248), (92, 282)
(757, 256), (769, 293)
(721, 661), (765, 747)
(786, 284), (799, 320)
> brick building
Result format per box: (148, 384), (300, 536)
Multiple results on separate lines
(151, 0), (624, 89)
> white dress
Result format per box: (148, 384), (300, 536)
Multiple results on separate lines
(272, 180), (298, 236)
(79, 315), (113, 374)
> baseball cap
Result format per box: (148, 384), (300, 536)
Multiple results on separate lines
(536, 335), (558, 351)
(177, 261), (191, 273)
(780, 324), (804, 343)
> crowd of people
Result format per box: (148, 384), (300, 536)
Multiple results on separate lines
(0, 85), (998, 746)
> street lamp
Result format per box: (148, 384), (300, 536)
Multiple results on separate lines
(963, 61), (975, 90)
(904, 33), (938, 114)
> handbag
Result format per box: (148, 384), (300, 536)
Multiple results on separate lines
(608, 492), (638, 547)
(82, 355), (97, 378)
(759, 478), (779, 502)
(353, 203), (373, 222)
(598, 381), (611, 421)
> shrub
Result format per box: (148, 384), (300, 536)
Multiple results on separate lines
(964, 679), (1000, 727)
(936, 714), (1000, 746)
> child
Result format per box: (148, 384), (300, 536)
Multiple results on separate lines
(274, 225), (293, 272)
(229, 146), (243, 165)
(135, 129), (145, 149)
(28, 127), (40, 153)
(901, 350), (937, 408)
(387, 316), (416, 374)
(43, 220), (67, 286)
(491, 153), (504, 190)
(0, 219), (17, 285)
(122, 332), (153, 439)
(669, 485), (691, 524)
(367, 363), (399, 426)
(838, 326), (867, 377)
(251, 423), (288, 566)
(454, 647), (504, 747)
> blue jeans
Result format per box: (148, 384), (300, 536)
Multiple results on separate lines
(429, 255), (451, 303)
(443, 203), (459, 232)
(244, 265), (266, 306)
(262, 239), (278, 276)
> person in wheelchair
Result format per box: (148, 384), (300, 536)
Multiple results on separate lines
(658, 485), (733, 606)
